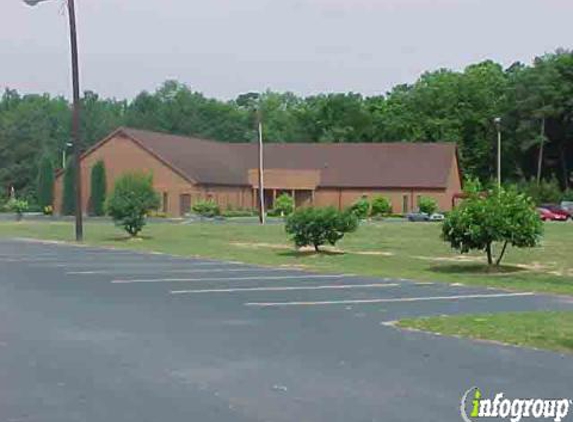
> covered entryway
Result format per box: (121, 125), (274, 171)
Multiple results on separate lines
(249, 169), (320, 211)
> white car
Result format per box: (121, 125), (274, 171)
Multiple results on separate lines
(429, 213), (445, 222)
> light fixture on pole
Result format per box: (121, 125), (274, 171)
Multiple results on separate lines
(62, 141), (73, 169)
(24, 0), (84, 241)
(494, 117), (502, 189)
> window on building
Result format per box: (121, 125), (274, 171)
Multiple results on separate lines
(180, 194), (191, 216)
(416, 195), (421, 210)
(402, 195), (409, 213)
(162, 192), (169, 214)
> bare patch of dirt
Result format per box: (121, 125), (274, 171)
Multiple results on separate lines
(416, 255), (484, 263)
(230, 242), (290, 250)
(353, 251), (395, 257)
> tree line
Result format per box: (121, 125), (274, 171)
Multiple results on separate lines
(1, 49), (572, 206)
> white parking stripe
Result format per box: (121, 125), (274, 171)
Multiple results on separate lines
(0, 257), (61, 262)
(245, 292), (535, 307)
(170, 283), (400, 295)
(112, 274), (350, 284)
(39, 261), (241, 268)
(67, 267), (299, 275)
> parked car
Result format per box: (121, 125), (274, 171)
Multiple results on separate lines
(561, 201), (573, 213)
(537, 207), (569, 222)
(406, 212), (430, 222)
(429, 213), (445, 222)
(540, 204), (571, 221)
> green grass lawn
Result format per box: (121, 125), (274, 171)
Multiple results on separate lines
(397, 311), (573, 354)
(1, 219), (573, 295)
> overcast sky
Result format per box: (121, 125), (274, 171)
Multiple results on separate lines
(2, 0), (572, 100)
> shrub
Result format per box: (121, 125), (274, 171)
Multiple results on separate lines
(274, 193), (295, 217)
(519, 177), (562, 205)
(370, 196), (392, 217)
(418, 196), (438, 214)
(105, 173), (160, 237)
(62, 157), (76, 216)
(221, 209), (256, 218)
(562, 189), (573, 201)
(6, 198), (29, 220)
(90, 160), (107, 216)
(349, 196), (370, 219)
(36, 155), (54, 212)
(285, 207), (359, 252)
(442, 186), (542, 266)
(192, 199), (220, 218)
(148, 210), (168, 218)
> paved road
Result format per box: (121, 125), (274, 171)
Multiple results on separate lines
(0, 239), (572, 422)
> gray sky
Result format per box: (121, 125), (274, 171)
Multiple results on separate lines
(2, 0), (572, 100)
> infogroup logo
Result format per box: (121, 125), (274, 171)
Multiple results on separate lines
(461, 387), (572, 422)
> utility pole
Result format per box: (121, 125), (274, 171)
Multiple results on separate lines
(494, 117), (502, 189)
(24, 0), (84, 241)
(257, 108), (265, 225)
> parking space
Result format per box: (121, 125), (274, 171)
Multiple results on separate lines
(1, 238), (573, 422)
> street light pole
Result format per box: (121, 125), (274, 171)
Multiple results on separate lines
(24, 0), (84, 241)
(257, 108), (266, 225)
(67, 0), (83, 241)
(494, 117), (502, 190)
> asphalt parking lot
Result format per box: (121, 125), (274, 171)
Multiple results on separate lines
(1, 238), (572, 422)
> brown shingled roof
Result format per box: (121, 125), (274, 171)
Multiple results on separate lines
(119, 127), (458, 189)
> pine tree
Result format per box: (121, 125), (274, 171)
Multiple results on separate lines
(90, 160), (107, 216)
(36, 155), (54, 212)
(62, 157), (76, 216)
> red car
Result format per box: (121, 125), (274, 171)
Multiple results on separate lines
(538, 207), (569, 221)
(541, 204), (571, 220)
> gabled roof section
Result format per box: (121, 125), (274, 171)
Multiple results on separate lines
(120, 128), (248, 186)
(80, 127), (459, 189)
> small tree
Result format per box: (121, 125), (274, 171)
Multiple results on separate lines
(36, 155), (54, 214)
(418, 196), (438, 214)
(62, 157), (76, 216)
(285, 207), (359, 252)
(274, 193), (294, 217)
(349, 196), (370, 219)
(370, 196), (392, 217)
(192, 199), (220, 218)
(442, 186), (542, 266)
(105, 173), (160, 237)
(90, 160), (107, 216)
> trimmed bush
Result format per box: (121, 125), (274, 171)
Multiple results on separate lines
(285, 207), (359, 252)
(192, 199), (220, 218)
(36, 155), (54, 212)
(6, 198), (29, 221)
(221, 209), (256, 218)
(418, 196), (438, 214)
(442, 185), (542, 266)
(274, 193), (294, 217)
(349, 196), (370, 219)
(90, 160), (107, 216)
(105, 173), (160, 237)
(62, 157), (76, 216)
(370, 196), (392, 217)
